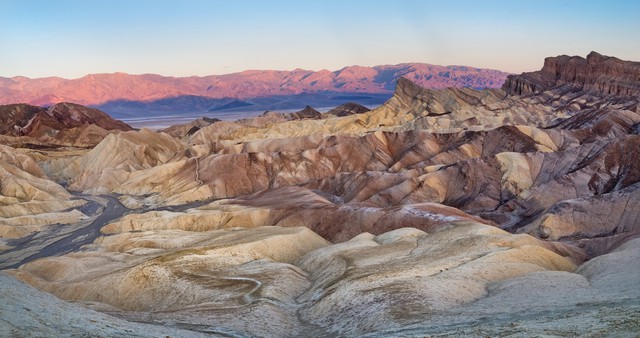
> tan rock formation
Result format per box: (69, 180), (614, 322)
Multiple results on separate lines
(101, 186), (493, 242)
(296, 222), (581, 335)
(384, 237), (640, 337)
(0, 144), (86, 239)
(50, 124), (111, 147)
(0, 272), (210, 337)
(160, 116), (220, 139)
(8, 226), (329, 336)
(47, 129), (186, 194)
(522, 182), (640, 257)
(7, 222), (593, 336)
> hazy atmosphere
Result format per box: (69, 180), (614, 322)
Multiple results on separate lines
(1, 0), (639, 77)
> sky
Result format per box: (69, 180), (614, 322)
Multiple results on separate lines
(1, 0), (639, 78)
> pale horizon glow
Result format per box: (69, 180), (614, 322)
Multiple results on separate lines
(1, 0), (639, 79)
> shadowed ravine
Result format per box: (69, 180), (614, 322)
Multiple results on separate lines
(0, 195), (124, 269)
(0, 194), (224, 270)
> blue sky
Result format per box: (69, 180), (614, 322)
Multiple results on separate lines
(1, 0), (638, 78)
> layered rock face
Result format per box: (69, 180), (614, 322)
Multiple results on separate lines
(0, 144), (86, 245)
(2, 52), (640, 336)
(503, 51), (640, 96)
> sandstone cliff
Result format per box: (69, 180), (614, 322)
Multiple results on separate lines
(503, 51), (640, 96)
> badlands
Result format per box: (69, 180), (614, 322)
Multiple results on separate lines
(1, 52), (639, 337)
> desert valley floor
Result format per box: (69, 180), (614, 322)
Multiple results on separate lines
(1, 52), (640, 337)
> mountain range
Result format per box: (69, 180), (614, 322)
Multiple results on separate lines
(0, 63), (509, 119)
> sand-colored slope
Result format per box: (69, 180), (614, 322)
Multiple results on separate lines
(7, 221), (596, 337)
(101, 186), (493, 242)
(0, 144), (85, 240)
(45, 128), (186, 194)
(8, 226), (329, 337)
(296, 222), (581, 336)
(0, 273), (210, 338)
(378, 237), (640, 337)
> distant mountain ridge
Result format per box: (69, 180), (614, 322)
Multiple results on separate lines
(0, 63), (509, 109)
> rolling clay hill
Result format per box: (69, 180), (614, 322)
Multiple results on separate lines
(1, 52), (640, 337)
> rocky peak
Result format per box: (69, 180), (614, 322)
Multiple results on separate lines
(259, 105), (322, 122)
(46, 102), (133, 131)
(0, 102), (131, 138)
(324, 102), (371, 117)
(290, 105), (322, 120)
(504, 52), (640, 96)
(0, 104), (43, 135)
(394, 77), (423, 104)
(586, 51), (607, 63)
(390, 77), (502, 117)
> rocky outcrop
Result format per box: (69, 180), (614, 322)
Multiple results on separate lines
(238, 105), (323, 128)
(289, 105), (322, 120)
(7, 226), (330, 337)
(323, 102), (370, 117)
(160, 116), (221, 139)
(0, 102), (132, 144)
(45, 102), (133, 132)
(296, 223), (582, 335)
(0, 104), (42, 136)
(185, 76), (567, 148)
(503, 51), (640, 96)
(5, 230), (638, 337)
(524, 183), (640, 257)
(49, 124), (111, 147)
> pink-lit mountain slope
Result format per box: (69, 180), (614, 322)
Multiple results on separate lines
(0, 63), (509, 107)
